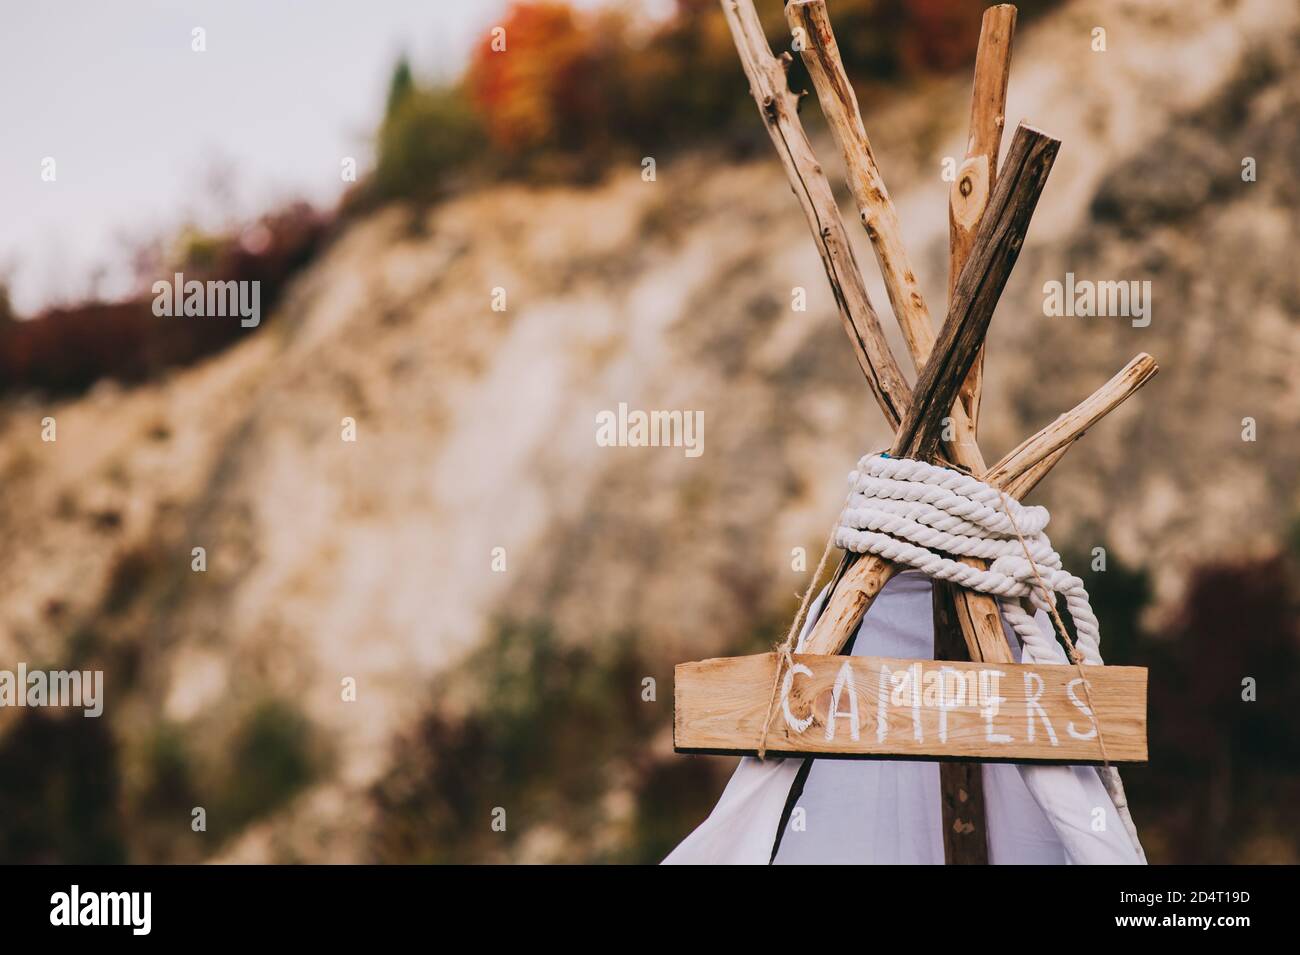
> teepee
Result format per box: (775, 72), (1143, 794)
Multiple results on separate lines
(666, 1), (1155, 865)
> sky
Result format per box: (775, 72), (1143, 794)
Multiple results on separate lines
(0, 0), (623, 314)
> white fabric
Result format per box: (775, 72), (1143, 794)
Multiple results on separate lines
(663, 572), (1143, 865)
(660, 757), (803, 865)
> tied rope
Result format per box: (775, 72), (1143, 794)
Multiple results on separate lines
(758, 452), (1104, 758)
(834, 454), (1102, 668)
(838, 455), (1115, 769)
(756, 452), (1145, 859)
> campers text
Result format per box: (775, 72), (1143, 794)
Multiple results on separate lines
(781, 659), (1097, 748)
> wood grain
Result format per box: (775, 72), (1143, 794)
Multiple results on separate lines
(718, 0), (911, 429)
(895, 124), (1059, 462)
(933, 580), (990, 863)
(787, 0), (1011, 666)
(951, 4), (1017, 431)
(802, 125), (1060, 659)
(675, 652), (1148, 764)
(987, 352), (1159, 495)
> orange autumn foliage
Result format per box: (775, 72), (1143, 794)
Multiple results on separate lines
(360, 0), (1068, 201)
(468, 3), (604, 155)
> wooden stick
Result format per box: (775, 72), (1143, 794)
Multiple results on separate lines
(895, 124), (1059, 461)
(786, 0), (1009, 666)
(933, 579), (990, 862)
(952, 4), (1017, 433)
(987, 352), (1159, 495)
(801, 352), (1157, 656)
(939, 7), (1016, 860)
(717, 0), (911, 429)
(785, 1), (945, 378)
(804, 126), (1059, 658)
(941, 3), (1019, 686)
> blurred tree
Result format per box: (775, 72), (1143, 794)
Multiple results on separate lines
(374, 85), (485, 201)
(467, 2), (601, 157)
(369, 0), (1069, 200)
(1133, 555), (1300, 862)
(368, 618), (727, 863)
(0, 711), (125, 863)
(0, 202), (328, 397)
(386, 55), (415, 119)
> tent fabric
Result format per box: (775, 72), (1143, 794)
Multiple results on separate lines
(663, 571), (1143, 865)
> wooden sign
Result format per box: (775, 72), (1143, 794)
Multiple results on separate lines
(675, 653), (1147, 764)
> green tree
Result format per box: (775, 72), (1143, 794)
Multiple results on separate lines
(374, 85), (485, 202)
(385, 56), (415, 120)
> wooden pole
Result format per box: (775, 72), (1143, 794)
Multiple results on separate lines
(786, 0), (1014, 667)
(952, 4), (1018, 434)
(932, 578), (991, 862)
(987, 353), (1159, 495)
(938, 3), (1016, 864)
(717, 0), (911, 429)
(895, 125), (1059, 460)
(785, 1), (951, 379)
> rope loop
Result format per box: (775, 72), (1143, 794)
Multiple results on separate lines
(836, 454), (1102, 667)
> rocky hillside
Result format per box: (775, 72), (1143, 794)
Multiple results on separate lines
(0, 0), (1296, 862)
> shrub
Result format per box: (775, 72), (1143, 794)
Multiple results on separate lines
(368, 619), (726, 863)
(467, 2), (596, 156)
(1127, 555), (1300, 862)
(0, 202), (330, 397)
(0, 710), (125, 863)
(213, 699), (322, 835)
(373, 85), (486, 202)
(371, 0), (1068, 199)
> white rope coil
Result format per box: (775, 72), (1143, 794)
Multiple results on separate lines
(834, 454), (1101, 666)
(827, 452), (1144, 861)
